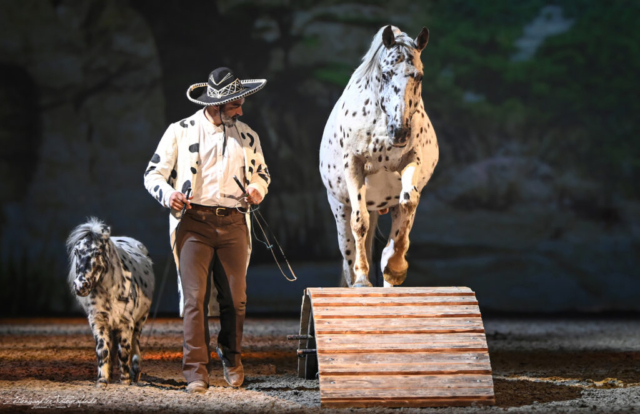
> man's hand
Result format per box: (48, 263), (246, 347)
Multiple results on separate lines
(170, 191), (193, 211)
(246, 187), (263, 205)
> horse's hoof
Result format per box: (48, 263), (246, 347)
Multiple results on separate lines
(121, 378), (132, 385)
(353, 279), (373, 288)
(96, 380), (108, 389)
(383, 266), (407, 285)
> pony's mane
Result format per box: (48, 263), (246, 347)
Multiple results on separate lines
(66, 217), (110, 257)
(351, 26), (417, 84)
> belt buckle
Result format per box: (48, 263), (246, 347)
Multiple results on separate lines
(215, 207), (225, 217)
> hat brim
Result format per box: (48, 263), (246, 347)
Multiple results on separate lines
(186, 79), (266, 106)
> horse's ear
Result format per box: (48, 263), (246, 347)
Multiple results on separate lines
(382, 25), (396, 49)
(415, 27), (429, 51)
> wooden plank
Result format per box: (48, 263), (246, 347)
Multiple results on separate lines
(321, 366), (491, 376)
(318, 352), (490, 366)
(313, 305), (481, 319)
(315, 317), (484, 334)
(317, 333), (487, 346)
(308, 287), (473, 297)
(322, 397), (494, 408)
(321, 374), (493, 389)
(311, 295), (478, 307)
(320, 386), (494, 399)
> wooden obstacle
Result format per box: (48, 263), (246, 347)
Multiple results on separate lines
(293, 287), (495, 408)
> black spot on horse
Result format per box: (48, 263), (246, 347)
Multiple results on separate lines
(159, 189), (163, 201)
(377, 201), (387, 208)
(348, 260), (353, 265)
(403, 192), (410, 200)
(189, 143), (199, 153)
(171, 169), (177, 179)
(248, 167), (253, 174)
(180, 120), (188, 128)
(346, 250), (351, 256)
(251, 159), (256, 166)
(144, 166), (156, 176)
(153, 185), (159, 192)
(191, 167), (196, 174)
(151, 153), (160, 163)
(358, 194), (361, 200)
(190, 120), (195, 126)
(367, 201), (375, 206)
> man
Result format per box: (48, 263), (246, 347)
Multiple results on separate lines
(143, 67), (270, 393)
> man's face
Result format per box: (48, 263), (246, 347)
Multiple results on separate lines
(221, 98), (244, 122)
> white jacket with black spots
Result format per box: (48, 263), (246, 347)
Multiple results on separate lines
(143, 108), (271, 315)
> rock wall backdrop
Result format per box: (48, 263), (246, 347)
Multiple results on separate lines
(1, 0), (638, 315)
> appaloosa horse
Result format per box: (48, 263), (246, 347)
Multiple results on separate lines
(320, 25), (438, 287)
(67, 218), (154, 387)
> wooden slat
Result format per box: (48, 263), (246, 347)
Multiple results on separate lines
(315, 317), (483, 331)
(322, 397), (494, 408)
(318, 352), (490, 366)
(313, 305), (481, 319)
(321, 374), (493, 389)
(320, 386), (494, 399)
(317, 333), (487, 346)
(311, 295), (478, 307)
(308, 287), (473, 297)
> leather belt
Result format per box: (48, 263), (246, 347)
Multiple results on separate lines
(190, 204), (245, 216)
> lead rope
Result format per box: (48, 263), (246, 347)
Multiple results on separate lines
(232, 175), (296, 282)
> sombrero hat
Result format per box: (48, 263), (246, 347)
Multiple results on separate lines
(186, 67), (266, 106)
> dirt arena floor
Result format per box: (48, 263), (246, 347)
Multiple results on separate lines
(0, 316), (638, 413)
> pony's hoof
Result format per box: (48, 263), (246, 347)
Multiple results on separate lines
(96, 380), (108, 389)
(383, 266), (407, 285)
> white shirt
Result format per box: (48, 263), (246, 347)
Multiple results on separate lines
(190, 111), (247, 208)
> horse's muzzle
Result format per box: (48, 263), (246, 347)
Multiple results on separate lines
(392, 128), (411, 147)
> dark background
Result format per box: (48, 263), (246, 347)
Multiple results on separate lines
(1, 0), (638, 316)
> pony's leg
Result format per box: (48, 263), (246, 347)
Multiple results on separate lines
(116, 323), (135, 385)
(381, 161), (421, 286)
(328, 192), (356, 287)
(92, 315), (112, 387)
(344, 156), (372, 287)
(130, 315), (146, 383)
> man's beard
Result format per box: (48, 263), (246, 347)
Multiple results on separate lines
(221, 111), (238, 127)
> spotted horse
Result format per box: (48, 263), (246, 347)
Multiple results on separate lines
(320, 25), (438, 287)
(67, 218), (155, 387)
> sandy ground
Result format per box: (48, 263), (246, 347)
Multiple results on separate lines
(0, 316), (639, 413)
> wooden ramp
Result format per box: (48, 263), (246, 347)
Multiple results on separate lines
(295, 287), (495, 408)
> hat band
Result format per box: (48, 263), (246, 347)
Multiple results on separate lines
(207, 78), (246, 99)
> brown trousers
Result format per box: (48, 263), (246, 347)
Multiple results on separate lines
(176, 207), (249, 385)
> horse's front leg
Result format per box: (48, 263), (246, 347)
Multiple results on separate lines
(381, 156), (421, 286)
(344, 155), (372, 287)
(115, 320), (135, 385)
(91, 314), (112, 387)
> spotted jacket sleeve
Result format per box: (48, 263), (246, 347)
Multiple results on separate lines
(246, 128), (271, 199)
(143, 123), (178, 208)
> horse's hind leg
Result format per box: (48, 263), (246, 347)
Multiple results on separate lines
(116, 323), (135, 385)
(328, 193), (357, 287)
(365, 211), (379, 286)
(130, 316), (146, 383)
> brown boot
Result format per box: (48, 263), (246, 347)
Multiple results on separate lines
(216, 346), (244, 387)
(186, 380), (208, 394)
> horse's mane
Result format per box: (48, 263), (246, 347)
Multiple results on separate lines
(351, 26), (417, 85)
